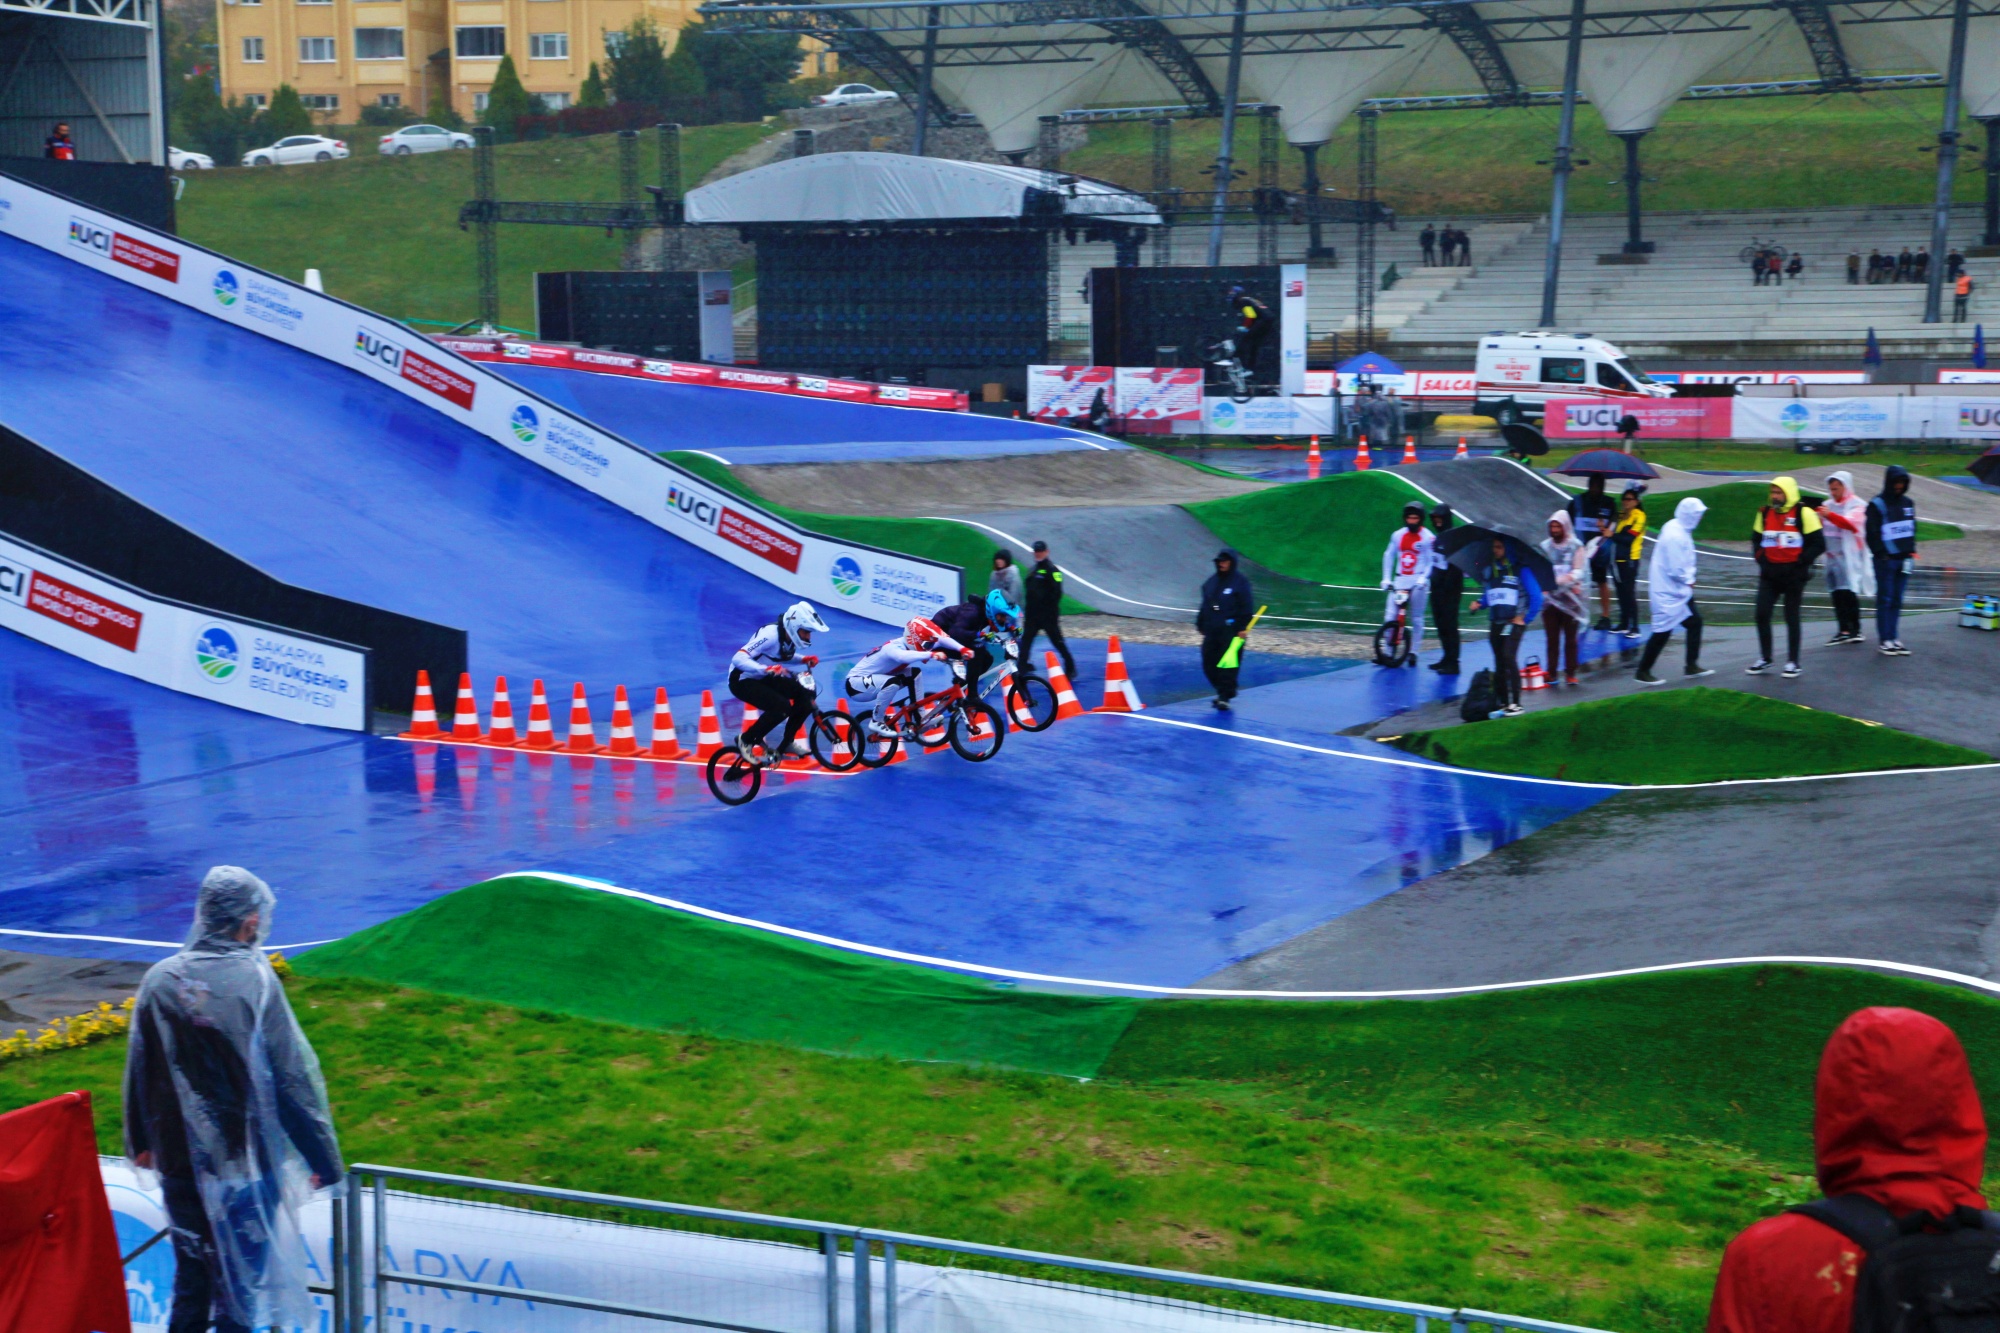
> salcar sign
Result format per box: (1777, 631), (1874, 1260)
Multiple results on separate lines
(0, 173), (958, 626)
(0, 533), (367, 729)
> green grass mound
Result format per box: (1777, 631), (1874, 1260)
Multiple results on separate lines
(1391, 687), (1986, 784)
(1188, 470), (1432, 587)
(293, 874), (1137, 1077)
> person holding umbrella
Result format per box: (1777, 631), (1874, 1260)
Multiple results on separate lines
(1554, 450), (1661, 631)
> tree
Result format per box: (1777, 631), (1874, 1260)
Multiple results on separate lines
(172, 72), (261, 162)
(257, 84), (314, 141)
(681, 19), (802, 118)
(480, 55), (537, 141)
(577, 61), (608, 110)
(662, 34), (707, 102)
(605, 17), (672, 111)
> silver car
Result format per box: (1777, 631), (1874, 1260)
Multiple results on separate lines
(243, 135), (350, 167)
(378, 124), (475, 156)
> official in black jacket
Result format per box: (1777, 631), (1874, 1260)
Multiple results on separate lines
(1427, 504), (1464, 673)
(1020, 540), (1077, 681)
(1198, 549), (1255, 708)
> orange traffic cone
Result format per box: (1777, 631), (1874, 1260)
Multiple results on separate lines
(829, 699), (856, 767)
(696, 690), (722, 759)
(1045, 651), (1084, 721)
(998, 669), (1028, 732)
(400, 670), (441, 739)
(565, 683), (602, 753)
(521, 679), (557, 750)
(1454, 435), (1469, 459)
(606, 685), (640, 756)
(1306, 434), (1322, 481)
(1095, 635), (1142, 712)
(449, 672), (483, 742)
(488, 676), (519, 746)
(1521, 659), (1549, 692)
(648, 688), (686, 759)
(740, 703), (761, 755)
(1401, 434), (1418, 465)
(1355, 434), (1372, 471)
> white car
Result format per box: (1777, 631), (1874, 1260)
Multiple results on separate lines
(168, 146), (213, 170)
(377, 124), (475, 156)
(242, 135), (350, 167)
(810, 82), (901, 108)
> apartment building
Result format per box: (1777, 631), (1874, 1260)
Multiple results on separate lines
(449, 0), (700, 118)
(216, 0), (451, 120)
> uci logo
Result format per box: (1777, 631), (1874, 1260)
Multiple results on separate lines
(666, 485), (720, 530)
(0, 562), (28, 606)
(510, 404), (540, 443)
(1566, 405), (1623, 431)
(213, 270), (240, 307)
(1962, 404), (2000, 431)
(67, 217), (111, 255)
(353, 328), (403, 371)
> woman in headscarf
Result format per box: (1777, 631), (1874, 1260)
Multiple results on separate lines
(1635, 496), (1715, 684)
(1538, 509), (1589, 686)
(1816, 470), (1874, 645)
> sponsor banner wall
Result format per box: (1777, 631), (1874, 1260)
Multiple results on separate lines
(1202, 396), (1335, 435)
(1027, 364), (1115, 420)
(1113, 367), (1204, 423)
(1732, 396), (2000, 440)
(0, 175), (957, 625)
(1941, 368), (2000, 384)
(1302, 371), (1476, 398)
(1279, 264), (1307, 397)
(0, 534), (367, 729)
(1544, 398), (1735, 440)
(1651, 370), (1870, 386)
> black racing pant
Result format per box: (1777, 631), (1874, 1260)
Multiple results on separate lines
(1638, 602), (1704, 676)
(729, 673), (816, 751)
(1831, 588), (1862, 639)
(1755, 574), (1807, 664)
(1201, 630), (1243, 701)
(164, 1174), (252, 1333)
(1614, 560), (1640, 632)
(1429, 567), (1464, 668)
(1020, 613), (1076, 682)
(1489, 621), (1523, 707)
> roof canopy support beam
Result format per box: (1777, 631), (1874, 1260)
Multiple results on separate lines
(1773, 0), (1857, 89)
(1016, 0), (1219, 110)
(1427, 3), (1524, 104)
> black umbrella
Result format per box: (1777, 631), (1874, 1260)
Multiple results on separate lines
(1971, 448), (2000, 487)
(1435, 524), (1556, 589)
(1554, 449), (1660, 481)
(1501, 423), (1549, 458)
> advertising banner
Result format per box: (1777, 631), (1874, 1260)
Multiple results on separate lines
(1544, 397), (1735, 440)
(0, 175), (958, 626)
(1652, 370), (1870, 386)
(0, 534), (367, 729)
(1027, 365), (1115, 420)
(697, 269), (734, 365)
(1302, 371), (1476, 398)
(1203, 396), (1335, 436)
(1279, 264), (1307, 397)
(1730, 396), (2000, 440)
(1940, 368), (2000, 384)
(1113, 367), (1204, 423)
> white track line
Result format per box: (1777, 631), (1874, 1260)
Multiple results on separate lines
(509, 874), (2000, 1000)
(0, 927), (336, 951)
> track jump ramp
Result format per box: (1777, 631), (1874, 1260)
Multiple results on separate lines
(0, 170), (958, 629)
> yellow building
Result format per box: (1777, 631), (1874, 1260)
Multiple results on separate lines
(447, 0), (701, 119)
(216, 0), (452, 122)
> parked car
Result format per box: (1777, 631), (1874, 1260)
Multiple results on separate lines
(168, 146), (213, 170)
(377, 124), (475, 156)
(242, 135), (350, 167)
(810, 83), (901, 108)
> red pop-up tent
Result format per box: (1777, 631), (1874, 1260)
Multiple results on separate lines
(0, 1091), (131, 1333)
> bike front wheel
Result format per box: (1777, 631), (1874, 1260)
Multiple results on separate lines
(850, 711), (902, 769)
(705, 745), (764, 805)
(1007, 674), (1060, 732)
(1373, 619), (1412, 668)
(807, 710), (862, 772)
(949, 701), (1005, 761)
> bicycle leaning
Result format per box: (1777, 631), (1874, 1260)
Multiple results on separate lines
(706, 669), (856, 805)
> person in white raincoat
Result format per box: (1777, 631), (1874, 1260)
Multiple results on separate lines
(1816, 470), (1875, 645)
(1634, 496), (1715, 684)
(124, 866), (343, 1333)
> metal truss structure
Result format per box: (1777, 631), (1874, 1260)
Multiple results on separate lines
(0, 0), (149, 27)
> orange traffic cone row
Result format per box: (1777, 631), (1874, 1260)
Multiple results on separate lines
(998, 670), (1028, 732)
(400, 670), (441, 739)
(696, 690), (722, 759)
(606, 685), (640, 756)
(649, 688), (687, 759)
(566, 683), (602, 753)
(1045, 651), (1085, 721)
(1454, 435), (1469, 459)
(1401, 434), (1418, 465)
(1306, 434), (1322, 481)
(488, 676), (519, 746)
(1354, 434), (1372, 471)
(449, 672), (483, 742)
(1521, 658), (1549, 692)
(1095, 635), (1142, 713)
(521, 679), (557, 750)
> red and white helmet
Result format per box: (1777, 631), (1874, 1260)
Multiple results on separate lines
(905, 617), (943, 650)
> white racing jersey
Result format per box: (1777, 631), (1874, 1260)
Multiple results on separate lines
(731, 624), (810, 679)
(846, 632), (966, 685)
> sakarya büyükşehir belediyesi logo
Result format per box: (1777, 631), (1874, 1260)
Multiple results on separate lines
(212, 269), (239, 307)
(829, 556), (864, 597)
(195, 625), (239, 680)
(510, 404), (540, 443)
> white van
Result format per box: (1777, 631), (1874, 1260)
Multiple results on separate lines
(1473, 331), (1674, 423)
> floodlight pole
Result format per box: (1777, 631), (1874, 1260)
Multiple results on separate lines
(1539, 0), (1587, 329)
(912, 4), (940, 157)
(1618, 131), (1653, 254)
(1923, 0), (1970, 323)
(1205, 0), (1249, 267)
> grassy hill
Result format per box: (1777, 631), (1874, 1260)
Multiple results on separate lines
(175, 122), (770, 331)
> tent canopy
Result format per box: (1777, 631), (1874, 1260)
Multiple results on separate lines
(685, 152), (1162, 227)
(1338, 351), (1405, 377)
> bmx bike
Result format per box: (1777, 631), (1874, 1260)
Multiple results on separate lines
(1374, 589), (1418, 668)
(1205, 337), (1253, 404)
(705, 670), (855, 806)
(851, 661), (1006, 769)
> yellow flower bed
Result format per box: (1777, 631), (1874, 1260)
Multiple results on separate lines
(0, 998), (136, 1063)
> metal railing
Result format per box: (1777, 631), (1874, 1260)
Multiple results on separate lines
(327, 1163), (1613, 1333)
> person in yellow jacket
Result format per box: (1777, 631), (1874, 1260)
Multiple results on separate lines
(1748, 476), (1826, 679)
(1610, 486), (1647, 637)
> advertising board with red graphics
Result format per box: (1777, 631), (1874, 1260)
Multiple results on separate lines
(0, 533), (368, 729)
(1545, 398), (1734, 440)
(0, 172), (958, 626)
(1113, 368), (1204, 423)
(1027, 365), (1116, 420)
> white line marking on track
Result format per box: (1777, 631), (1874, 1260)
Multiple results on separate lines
(0, 927), (337, 951)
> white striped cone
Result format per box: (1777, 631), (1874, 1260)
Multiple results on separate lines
(696, 690), (722, 759)
(1095, 635), (1138, 713)
(1045, 651), (1084, 720)
(1401, 434), (1418, 465)
(565, 683), (602, 753)
(400, 670), (440, 738)
(450, 672), (483, 741)
(521, 679), (557, 750)
(606, 685), (640, 756)
(1454, 436), (1469, 459)
(999, 669), (1028, 732)
(487, 676), (519, 746)
(649, 688), (686, 758)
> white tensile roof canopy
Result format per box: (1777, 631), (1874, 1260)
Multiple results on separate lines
(685, 152), (1163, 224)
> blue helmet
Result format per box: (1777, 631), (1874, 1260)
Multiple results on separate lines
(985, 589), (1021, 632)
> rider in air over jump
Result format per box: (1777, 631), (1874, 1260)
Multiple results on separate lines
(1225, 284), (1273, 385)
(845, 616), (971, 738)
(729, 601), (829, 765)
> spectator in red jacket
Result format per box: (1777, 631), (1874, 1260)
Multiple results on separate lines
(1706, 1007), (1987, 1332)
(43, 122), (75, 160)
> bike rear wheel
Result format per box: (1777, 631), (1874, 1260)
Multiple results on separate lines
(949, 701), (1005, 761)
(705, 745), (763, 805)
(1373, 618), (1411, 668)
(807, 710), (861, 772)
(1007, 674), (1059, 732)
(851, 711), (902, 768)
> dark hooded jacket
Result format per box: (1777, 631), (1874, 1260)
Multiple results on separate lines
(1865, 466), (1918, 559)
(1427, 505), (1460, 587)
(1706, 1007), (1987, 1333)
(1197, 551), (1255, 636)
(933, 599), (994, 648)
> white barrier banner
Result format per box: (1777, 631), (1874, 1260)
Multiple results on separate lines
(1203, 396), (1334, 435)
(0, 534), (366, 729)
(1279, 264), (1307, 397)
(0, 176), (957, 626)
(1112, 367), (1204, 423)
(1659, 370), (1870, 385)
(1027, 365), (1115, 419)
(1732, 396), (2000, 440)
(1941, 368), (2000, 384)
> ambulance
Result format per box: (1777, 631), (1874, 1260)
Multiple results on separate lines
(1472, 331), (1674, 423)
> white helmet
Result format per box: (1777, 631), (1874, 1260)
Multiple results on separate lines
(782, 601), (829, 646)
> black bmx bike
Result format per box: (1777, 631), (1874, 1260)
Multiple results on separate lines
(706, 670), (859, 806)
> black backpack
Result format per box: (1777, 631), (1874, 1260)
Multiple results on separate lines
(1459, 669), (1495, 723)
(1790, 1194), (2000, 1330)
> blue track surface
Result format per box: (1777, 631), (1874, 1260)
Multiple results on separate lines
(499, 364), (1116, 465)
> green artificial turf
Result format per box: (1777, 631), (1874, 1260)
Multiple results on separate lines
(1391, 687), (1987, 784)
(1187, 470), (1435, 587)
(175, 124), (771, 331)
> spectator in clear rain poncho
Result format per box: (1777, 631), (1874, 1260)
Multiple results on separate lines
(123, 866), (344, 1333)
